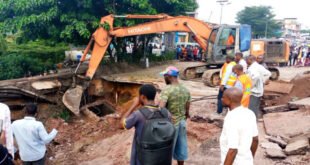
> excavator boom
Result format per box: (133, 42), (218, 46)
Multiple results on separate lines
(85, 14), (213, 79)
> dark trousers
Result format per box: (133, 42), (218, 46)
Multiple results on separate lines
(23, 157), (45, 165)
(217, 87), (227, 114)
(249, 95), (262, 119)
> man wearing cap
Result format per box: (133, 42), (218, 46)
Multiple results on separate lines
(159, 66), (191, 165)
(217, 55), (237, 114)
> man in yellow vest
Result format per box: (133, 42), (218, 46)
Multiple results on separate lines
(232, 64), (252, 107)
(217, 55), (237, 114)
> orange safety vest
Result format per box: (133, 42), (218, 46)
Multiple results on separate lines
(220, 61), (237, 86)
(236, 74), (252, 107)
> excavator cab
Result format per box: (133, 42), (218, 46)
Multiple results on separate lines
(200, 24), (251, 86)
(206, 25), (251, 64)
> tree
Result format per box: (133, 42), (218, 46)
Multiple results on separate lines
(301, 29), (310, 34)
(236, 6), (282, 38)
(0, 0), (198, 44)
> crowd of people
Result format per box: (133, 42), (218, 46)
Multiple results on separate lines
(289, 45), (310, 67)
(120, 52), (271, 165)
(0, 52), (270, 165)
(176, 45), (203, 61)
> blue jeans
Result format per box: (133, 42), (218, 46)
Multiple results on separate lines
(173, 120), (188, 161)
(217, 87), (227, 114)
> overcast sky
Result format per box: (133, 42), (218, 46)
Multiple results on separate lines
(196, 0), (309, 29)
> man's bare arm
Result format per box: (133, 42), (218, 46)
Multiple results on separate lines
(224, 149), (238, 165)
(119, 97), (140, 129)
(0, 131), (5, 145)
(251, 136), (259, 157)
(185, 101), (190, 119)
(158, 101), (167, 108)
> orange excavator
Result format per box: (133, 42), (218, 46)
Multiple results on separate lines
(63, 14), (217, 114)
(62, 14), (276, 115)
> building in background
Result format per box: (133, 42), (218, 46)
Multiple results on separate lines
(163, 12), (199, 50)
(281, 18), (301, 39)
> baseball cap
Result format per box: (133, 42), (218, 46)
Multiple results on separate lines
(160, 66), (179, 77)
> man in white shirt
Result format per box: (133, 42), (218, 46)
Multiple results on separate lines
(0, 103), (14, 157)
(246, 55), (271, 118)
(220, 87), (259, 165)
(12, 104), (58, 165)
(235, 52), (247, 73)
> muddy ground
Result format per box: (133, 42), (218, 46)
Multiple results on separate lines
(29, 61), (310, 165)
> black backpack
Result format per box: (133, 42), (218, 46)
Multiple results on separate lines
(0, 145), (14, 165)
(136, 107), (175, 165)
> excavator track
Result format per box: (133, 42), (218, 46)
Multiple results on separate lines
(179, 64), (209, 80)
(202, 69), (221, 87)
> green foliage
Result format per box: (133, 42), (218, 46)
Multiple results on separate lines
(0, 35), (7, 55)
(0, 0), (197, 79)
(301, 29), (310, 34)
(101, 22), (111, 31)
(148, 51), (175, 62)
(0, 40), (67, 80)
(236, 6), (282, 38)
(0, 0), (198, 44)
(58, 110), (71, 122)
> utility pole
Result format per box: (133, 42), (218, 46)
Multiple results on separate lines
(265, 21), (268, 38)
(216, 0), (231, 24)
(265, 14), (270, 38)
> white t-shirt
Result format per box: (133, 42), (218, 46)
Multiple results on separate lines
(0, 103), (14, 157)
(238, 59), (248, 73)
(220, 106), (258, 165)
(247, 62), (271, 97)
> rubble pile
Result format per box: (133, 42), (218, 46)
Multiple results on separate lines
(261, 74), (310, 163)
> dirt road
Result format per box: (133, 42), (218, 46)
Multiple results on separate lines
(46, 62), (310, 165)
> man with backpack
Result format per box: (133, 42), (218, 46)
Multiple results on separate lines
(120, 84), (175, 165)
(159, 66), (191, 165)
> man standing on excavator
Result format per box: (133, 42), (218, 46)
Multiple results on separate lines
(217, 55), (237, 114)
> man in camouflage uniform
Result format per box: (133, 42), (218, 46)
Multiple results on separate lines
(159, 66), (191, 165)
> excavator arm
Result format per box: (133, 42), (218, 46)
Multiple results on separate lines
(80, 14), (213, 79)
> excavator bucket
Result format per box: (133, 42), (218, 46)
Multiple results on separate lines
(62, 85), (83, 116)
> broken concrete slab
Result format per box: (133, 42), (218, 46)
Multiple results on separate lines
(191, 113), (224, 128)
(267, 136), (288, 149)
(263, 110), (310, 138)
(265, 148), (287, 159)
(264, 82), (294, 94)
(261, 142), (282, 150)
(31, 80), (62, 90)
(262, 104), (290, 114)
(263, 93), (282, 100)
(285, 136), (309, 155)
(289, 97), (310, 109)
